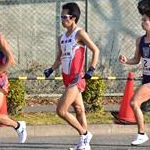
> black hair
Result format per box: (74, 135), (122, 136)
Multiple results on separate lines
(62, 2), (81, 23)
(138, 0), (150, 18)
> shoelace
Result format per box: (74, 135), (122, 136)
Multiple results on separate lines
(18, 128), (25, 134)
(84, 138), (88, 145)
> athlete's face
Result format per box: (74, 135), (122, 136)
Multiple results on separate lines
(61, 9), (75, 28)
(141, 14), (150, 31)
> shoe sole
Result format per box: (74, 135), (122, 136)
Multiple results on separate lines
(131, 138), (149, 146)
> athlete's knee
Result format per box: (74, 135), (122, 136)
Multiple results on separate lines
(130, 100), (139, 110)
(74, 104), (85, 115)
(56, 106), (67, 118)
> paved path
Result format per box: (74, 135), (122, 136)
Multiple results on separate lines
(24, 104), (120, 113)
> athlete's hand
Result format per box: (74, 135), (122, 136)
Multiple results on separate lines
(119, 55), (127, 64)
(84, 66), (95, 79)
(44, 68), (53, 78)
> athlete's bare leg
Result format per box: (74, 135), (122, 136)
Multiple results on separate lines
(72, 92), (87, 131)
(0, 88), (17, 128)
(56, 85), (86, 135)
(130, 83), (150, 133)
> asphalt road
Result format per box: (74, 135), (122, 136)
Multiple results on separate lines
(0, 133), (150, 150)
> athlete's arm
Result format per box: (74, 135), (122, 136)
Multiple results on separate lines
(0, 34), (15, 72)
(51, 36), (62, 70)
(76, 29), (99, 68)
(44, 36), (62, 78)
(119, 38), (141, 65)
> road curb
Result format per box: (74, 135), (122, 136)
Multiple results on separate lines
(1, 124), (150, 138)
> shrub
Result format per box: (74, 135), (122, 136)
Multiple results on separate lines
(7, 79), (26, 115)
(82, 74), (107, 112)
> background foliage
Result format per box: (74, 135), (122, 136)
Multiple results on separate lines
(82, 74), (107, 112)
(7, 79), (26, 115)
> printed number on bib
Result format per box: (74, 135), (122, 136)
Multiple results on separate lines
(142, 58), (150, 75)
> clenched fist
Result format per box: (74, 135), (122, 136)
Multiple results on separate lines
(119, 55), (127, 64)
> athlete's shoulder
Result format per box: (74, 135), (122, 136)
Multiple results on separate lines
(77, 28), (88, 38)
(59, 33), (65, 41)
(136, 35), (144, 45)
(138, 34), (146, 40)
(136, 37), (141, 42)
(59, 34), (63, 39)
(77, 28), (85, 33)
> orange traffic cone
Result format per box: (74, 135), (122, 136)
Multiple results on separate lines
(0, 95), (7, 127)
(118, 72), (136, 123)
(111, 72), (136, 124)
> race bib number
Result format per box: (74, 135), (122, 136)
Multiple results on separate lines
(142, 58), (150, 75)
(61, 44), (72, 74)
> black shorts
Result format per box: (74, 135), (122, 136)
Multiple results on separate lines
(142, 75), (150, 84)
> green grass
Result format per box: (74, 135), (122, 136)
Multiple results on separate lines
(144, 112), (150, 123)
(87, 112), (114, 124)
(10, 111), (114, 125)
(11, 112), (65, 125)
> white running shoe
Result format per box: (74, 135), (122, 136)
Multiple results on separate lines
(16, 121), (27, 143)
(131, 133), (149, 146)
(69, 131), (93, 150)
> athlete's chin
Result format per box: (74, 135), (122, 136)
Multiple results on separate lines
(142, 25), (150, 31)
(62, 23), (67, 28)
